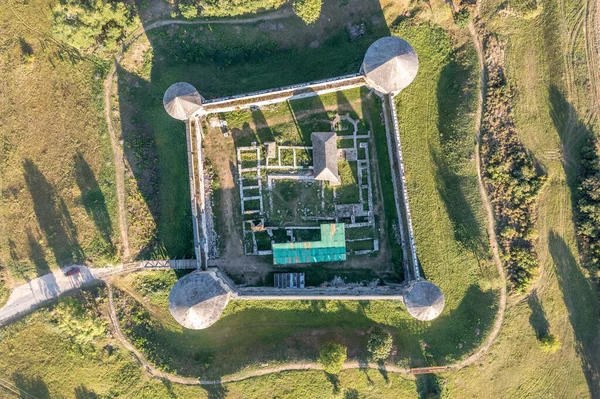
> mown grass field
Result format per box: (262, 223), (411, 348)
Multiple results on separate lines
(443, 0), (600, 395)
(0, 0), (120, 304)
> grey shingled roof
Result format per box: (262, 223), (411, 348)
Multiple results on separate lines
(361, 36), (419, 95)
(311, 132), (340, 185)
(168, 271), (229, 329)
(163, 82), (203, 120)
(403, 281), (445, 321)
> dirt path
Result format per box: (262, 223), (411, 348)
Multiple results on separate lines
(103, 8), (295, 263)
(451, 17), (508, 370)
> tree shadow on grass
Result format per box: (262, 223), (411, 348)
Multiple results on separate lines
(434, 45), (487, 261)
(202, 383), (228, 399)
(23, 159), (84, 267)
(74, 385), (98, 399)
(549, 85), (593, 192)
(527, 289), (549, 339)
(419, 283), (498, 364)
(548, 231), (600, 398)
(73, 153), (115, 251)
(12, 373), (50, 399)
(25, 229), (50, 276)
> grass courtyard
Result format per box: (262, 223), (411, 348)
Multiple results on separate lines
(215, 88), (382, 262)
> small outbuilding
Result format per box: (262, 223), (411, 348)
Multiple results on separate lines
(403, 280), (445, 321)
(361, 36), (419, 95)
(163, 82), (204, 120)
(311, 132), (340, 186)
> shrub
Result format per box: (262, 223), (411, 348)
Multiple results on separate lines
(453, 8), (471, 29)
(178, 3), (198, 19)
(318, 342), (347, 374)
(195, 0), (286, 17)
(51, 294), (106, 351)
(293, 0), (322, 24)
(538, 334), (561, 354)
(481, 35), (545, 291)
(367, 327), (393, 361)
(52, 0), (137, 56)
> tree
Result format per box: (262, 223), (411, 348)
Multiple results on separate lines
(52, 0), (137, 55)
(178, 3), (198, 19)
(293, 0), (322, 24)
(539, 334), (561, 354)
(367, 327), (393, 361)
(318, 342), (347, 374)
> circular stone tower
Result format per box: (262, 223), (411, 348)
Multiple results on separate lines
(361, 36), (419, 95)
(168, 271), (230, 329)
(163, 82), (204, 120)
(403, 280), (445, 321)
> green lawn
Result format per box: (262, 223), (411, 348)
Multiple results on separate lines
(0, 286), (421, 398)
(114, 269), (496, 380)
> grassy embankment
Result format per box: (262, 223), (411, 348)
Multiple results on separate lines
(444, 0), (600, 396)
(0, 0), (120, 306)
(0, 287), (418, 398)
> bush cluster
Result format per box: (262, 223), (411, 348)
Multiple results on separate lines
(178, 3), (198, 19)
(367, 327), (393, 361)
(52, 0), (137, 56)
(481, 35), (545, 291)
(193, 0), (286, 17)
(453, 8), (471, 29)
(51, 292), (106, 354)
(576, 138), (600, 278)
(538, 333), (561, 354)
(318, 342), (347, 374)
(293, 0), (323, 24)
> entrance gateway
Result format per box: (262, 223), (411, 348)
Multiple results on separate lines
(163, 36), (444, 329)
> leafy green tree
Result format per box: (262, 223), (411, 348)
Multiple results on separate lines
(318, 342), (347, 374)
(293, 0), (322, 24)
(178, 3), (198, 19)
(52, 0), (137, 55)
(539, 334), (561, 354)
(367, 327), (393, 361)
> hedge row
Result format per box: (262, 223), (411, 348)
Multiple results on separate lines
(576, 139), (600, 279)
(481, 35), (545, 291)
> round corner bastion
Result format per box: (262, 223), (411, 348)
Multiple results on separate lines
(163, 82), (204, 121)
(361, 36), (419, 95)
(403, 280), (445, 321)
(168, 271), (230, 330)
